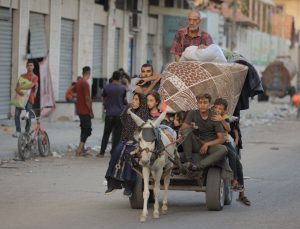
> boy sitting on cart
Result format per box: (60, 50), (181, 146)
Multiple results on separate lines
(180, 93), (228, 177)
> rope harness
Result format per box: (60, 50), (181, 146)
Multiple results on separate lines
(132, 126), (195, 167)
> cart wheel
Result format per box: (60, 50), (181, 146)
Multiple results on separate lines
(129, 175), (144, 209)
(206, 167), (225, 211)
(224, 179), (233, 205)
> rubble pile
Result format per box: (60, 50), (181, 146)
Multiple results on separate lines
(240, 101), (295, 128)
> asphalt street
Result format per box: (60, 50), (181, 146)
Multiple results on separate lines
(0, 111), (300, 229)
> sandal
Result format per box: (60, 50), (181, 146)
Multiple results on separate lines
(237, 196), (251, 206)
(78, 149), (93, 157)
(231, 184), (244, 192)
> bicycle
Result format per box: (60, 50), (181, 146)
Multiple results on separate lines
(18, 107), (52, 160)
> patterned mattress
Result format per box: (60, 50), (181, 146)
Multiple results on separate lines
(159, 61), (248, 115)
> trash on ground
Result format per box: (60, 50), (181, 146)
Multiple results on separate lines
(52, 152), (62, 158)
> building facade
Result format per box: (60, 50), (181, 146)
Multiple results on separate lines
(0, 0), (164, 118)
(0, 0), (296, 119)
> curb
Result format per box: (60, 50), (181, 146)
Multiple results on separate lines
(0, 151), (17, 160)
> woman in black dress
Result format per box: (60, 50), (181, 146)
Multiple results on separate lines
(105, 93), (150, 196)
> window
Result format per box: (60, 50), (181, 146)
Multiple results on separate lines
(116, 0), (140, 11)
(115, 0), (125, 9)
(165, 0), (174, 7)
(95, 0), (109, 11)
(149, 0), (159, 6)
(95, 0), (105, 4)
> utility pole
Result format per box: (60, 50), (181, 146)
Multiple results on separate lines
(298, 33), (300, 92)
(230, 0), (237, 50)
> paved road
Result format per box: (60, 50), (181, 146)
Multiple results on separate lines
(0, 118), (300, 229)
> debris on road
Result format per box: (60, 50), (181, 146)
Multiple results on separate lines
(52, 152), (62, 158)
(240, 102), (294, 128)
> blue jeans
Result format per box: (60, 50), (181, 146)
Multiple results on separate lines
(15, 102), (33, 133)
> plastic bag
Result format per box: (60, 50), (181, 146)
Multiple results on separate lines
(11, 77), (31, 108)
(180, 44), (227, 63)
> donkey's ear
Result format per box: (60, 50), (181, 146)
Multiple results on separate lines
(153, 110), (167, 128)
(128, 109), (145, 127)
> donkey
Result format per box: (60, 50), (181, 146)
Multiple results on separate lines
(128, 109), (177, 222)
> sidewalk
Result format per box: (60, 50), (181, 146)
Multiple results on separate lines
(0, 97), (296, 160)
(0, 118), (106, 160)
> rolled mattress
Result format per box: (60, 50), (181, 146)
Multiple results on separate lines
(159, 61), (248, 115)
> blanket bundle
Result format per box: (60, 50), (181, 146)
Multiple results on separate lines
(159, 61), (248, 115)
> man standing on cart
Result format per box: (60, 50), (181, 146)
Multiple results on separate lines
(170, 10), (214, 62)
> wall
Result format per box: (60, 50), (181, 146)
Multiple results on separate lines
(236, 26), (291, 72)
(274, 0), (300, 31)
(1, 0), (162, 120)
(1, 0), (297, 119)
(29, 0), (49, 14)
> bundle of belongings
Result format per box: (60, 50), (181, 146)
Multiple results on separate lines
(159, 61), (248, 115)
(222, 49), (264, 116)
(11, 77), (32, 108)
(159, 44), (263, 116)
(179, 44), (227, 63)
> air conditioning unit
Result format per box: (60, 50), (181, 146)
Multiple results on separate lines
(130, 12), (142, 32)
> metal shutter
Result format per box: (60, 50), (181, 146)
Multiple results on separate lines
(93, 24), (104, 78)
(29, 13), (47, 58)
(113, 28), (121, 71)
(0, 8), (12, 119)
(59, 19), (74, 100)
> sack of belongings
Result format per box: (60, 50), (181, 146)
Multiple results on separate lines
(180, 44), (227, 63)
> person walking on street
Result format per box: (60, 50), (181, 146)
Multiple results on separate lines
(75, 66), (94, 156)
(97, 71), (127, 157)
(170, 10), (213, 62)
(13, 60), (38, 138)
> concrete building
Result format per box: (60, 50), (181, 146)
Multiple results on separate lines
(273, 0), (300, 31)
(0, 0), (165, 119)
(0, 0), (296, 120)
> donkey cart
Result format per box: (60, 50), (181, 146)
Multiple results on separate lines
(125, 61), (252, 221)
(128, 153), (233, 211)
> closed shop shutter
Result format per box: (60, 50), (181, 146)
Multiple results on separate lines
(113, 28), (121, 71)
(29, 13), (47, 58)
(59, 19), (74, 100)
(93, 24), (104, 78)
(0, 7), (12, 119)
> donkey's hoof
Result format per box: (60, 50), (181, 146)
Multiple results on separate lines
(153, 211), (160, 219)
(140, 215), (147, 223)
(161, 205), (168, 214)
